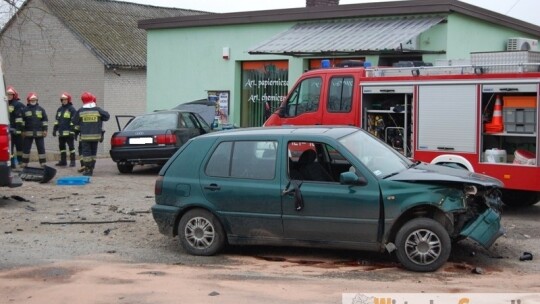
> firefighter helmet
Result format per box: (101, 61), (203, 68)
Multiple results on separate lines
(26, 92), (38, 102)
(60, 92), (72, 104)
(6, 86), (18, 99)
(81, 91), (94, 104)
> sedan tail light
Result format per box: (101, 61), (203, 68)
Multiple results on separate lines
(155, 132), (177, 145)
(111, 135), (127, 147)
(0, 125), (10, 162)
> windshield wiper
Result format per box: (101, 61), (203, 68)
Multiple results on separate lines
(382, 171), (401, 179)
(408, 160), (421, 168)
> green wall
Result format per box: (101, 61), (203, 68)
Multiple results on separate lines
(147, 22), (301, 125)
(446, 13), (533, 59)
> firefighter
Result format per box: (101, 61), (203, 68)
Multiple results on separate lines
(72, 92), (109, 176)
(52, 92), (77, 167)
(6, 86), (25, 168)
(20, 92), (49, 167)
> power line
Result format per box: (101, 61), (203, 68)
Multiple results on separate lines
(505, 0), (521, 14)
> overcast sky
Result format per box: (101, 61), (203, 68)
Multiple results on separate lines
(118, 0), (539, 26)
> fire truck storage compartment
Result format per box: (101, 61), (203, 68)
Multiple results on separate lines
(417, 84), (477, 153)
(361, 85), (412, 156)
(481, 83), (538, 165)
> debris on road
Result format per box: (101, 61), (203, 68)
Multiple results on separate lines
(519, 252), (533, 261)
(40, 219), (136, 225)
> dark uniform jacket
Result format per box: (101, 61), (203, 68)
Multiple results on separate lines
(20, 103), (48, 137)
(8, 98), (25, 135)
(53, 104), (77, 137)
(72, 106), (110, 141)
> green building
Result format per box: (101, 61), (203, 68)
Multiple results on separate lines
(139, 0), (540, 128)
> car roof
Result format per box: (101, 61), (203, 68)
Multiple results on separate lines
(203, 126), (360, 139)
(143, 109), (190, 116)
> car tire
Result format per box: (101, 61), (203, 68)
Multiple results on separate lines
(395, 218), (451, 272)
(178, 209), (225, 256)
(117, 162), (134, 174)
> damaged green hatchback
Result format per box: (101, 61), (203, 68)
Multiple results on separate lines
(152, 126), (504, 272)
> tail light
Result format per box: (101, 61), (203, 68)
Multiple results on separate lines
(155, 175), (163, 195)
(155, 132), (177, 145)
(111, 135), (127, 147)
(0, 125), (10, 162)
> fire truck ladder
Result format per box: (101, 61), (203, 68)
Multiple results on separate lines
(365, 63), (540, 77)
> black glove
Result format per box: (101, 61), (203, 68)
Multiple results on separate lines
(52, 130), (57, 137)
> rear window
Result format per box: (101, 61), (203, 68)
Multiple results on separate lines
(125, 113), (177, 131)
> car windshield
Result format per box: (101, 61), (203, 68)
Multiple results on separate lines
(338, 130), (412, 178)
(124, 113), (177, 131)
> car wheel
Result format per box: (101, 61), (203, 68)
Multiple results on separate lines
(178, 209), (225, 256)
(395, 218), (451, 272)
(117, 162), (133, 174)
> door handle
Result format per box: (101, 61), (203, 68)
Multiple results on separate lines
(204, 184), (221, 191)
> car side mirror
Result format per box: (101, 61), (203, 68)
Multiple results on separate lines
(340, 171), (367, 186)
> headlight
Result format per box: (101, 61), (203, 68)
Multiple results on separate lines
(464, 185), (477, 196)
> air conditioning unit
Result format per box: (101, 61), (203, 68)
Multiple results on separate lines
(507, 37), (539, 51)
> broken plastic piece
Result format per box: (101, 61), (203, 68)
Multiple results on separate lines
(519, 252), (533, 261)
(19, 165), (57, 183)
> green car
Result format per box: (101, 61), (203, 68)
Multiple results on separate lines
(152, 126), (504, 272)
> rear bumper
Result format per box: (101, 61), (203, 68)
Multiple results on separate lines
(151, 204), (181, 236)
(110, 146), (178, 164)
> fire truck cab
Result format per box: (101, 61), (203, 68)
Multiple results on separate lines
(265, 61), (540, 206)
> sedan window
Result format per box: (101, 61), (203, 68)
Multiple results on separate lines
(124, 113), (177, 131)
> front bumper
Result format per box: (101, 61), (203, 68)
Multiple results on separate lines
(151, 204), (181, 236)
(460, 208), (504, 248)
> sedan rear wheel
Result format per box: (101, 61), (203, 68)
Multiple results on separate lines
(178, 209), (225, 256)
(395, 218), (451, 272)
(117, 162), (134, 174)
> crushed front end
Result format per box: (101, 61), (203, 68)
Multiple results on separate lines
(449, 184), (504, 248)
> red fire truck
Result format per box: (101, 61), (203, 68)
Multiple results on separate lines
(264, 61), (540, 206)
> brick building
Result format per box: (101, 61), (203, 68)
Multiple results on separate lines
(0, 0), (206, 156)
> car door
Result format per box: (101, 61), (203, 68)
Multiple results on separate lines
(200, 139), (284, 239)
(180, 112), (203, 139)
(281, 141), (381, 249)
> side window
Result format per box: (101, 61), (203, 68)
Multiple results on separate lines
(205, 141), (232, 177)
(206, 141), (277, 180)
(181, 113), (195, 128)
(231, 141), (277, 180)
(284, 77), (322, 117)
(327, 76), (353, 112)
(287, 141), (354, 182)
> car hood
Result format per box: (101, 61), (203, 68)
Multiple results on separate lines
(386, 163), (503, 187)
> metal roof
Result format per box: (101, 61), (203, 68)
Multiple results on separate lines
(248, 15), (446, 56)
(41, 0), (208, 69)
(138, 0), (540, 38)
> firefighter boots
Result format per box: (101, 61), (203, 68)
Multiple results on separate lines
(56, 152), (67, 166)
(69, 153), (76, 167)
(82, 160), (95, 176)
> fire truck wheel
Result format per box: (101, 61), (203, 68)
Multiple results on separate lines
(502, 190), (539, 207)
(395, 218), (451, 272)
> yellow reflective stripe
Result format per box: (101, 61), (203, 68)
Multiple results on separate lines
(81, 135), (101, 140)
(36, 111), (43, 118)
